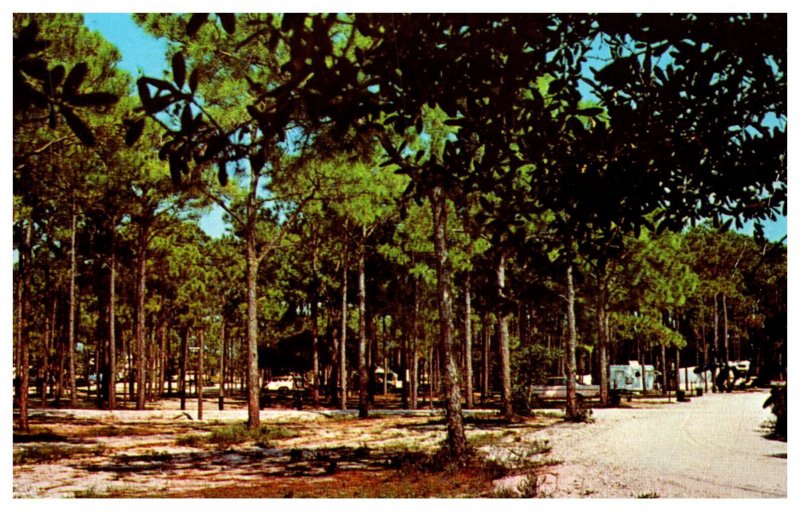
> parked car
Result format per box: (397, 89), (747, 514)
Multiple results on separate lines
(264, 375), (305, 393)
(260, 375), (306, 408)
(529, 376), (600, 405)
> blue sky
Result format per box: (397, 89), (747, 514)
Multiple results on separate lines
(84, 13), (230, 238)
(82, 13), (787, 243)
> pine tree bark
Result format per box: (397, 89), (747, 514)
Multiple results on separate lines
(41, 298), (54, 407)
(134, 230), (147, 410)
(722, 294), (730, 364)
(411, 279), (420, 409)
(400, 301), (409, 409)
(357, 239), (369, 418)
(496, 250), (512, 418)
(338, 255), (349, 410)
(712, 294), (719, 392)
(218, 320), (225, 410)
(311, 246), (320, 408)
(179, 328), (188, 411)
(464, 271), (474, 409)
(245, 229), (260, 429)
(596, 272), (610, 405)
(108, 241), (116, 410)
(565, 263), (579, 420)
(197, 329), (204, 421)
(16, 221), (32, 431)
(430, 187), (468, 462)
(482, 314), (491, 404)
(68, 210), (78, 408)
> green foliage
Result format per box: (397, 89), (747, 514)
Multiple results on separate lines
(176, 423), (299, 450)
(13, 444), (106, 465)
(13, 14), (124, 147)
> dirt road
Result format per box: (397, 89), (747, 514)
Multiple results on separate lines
(530, 390), (786, 497)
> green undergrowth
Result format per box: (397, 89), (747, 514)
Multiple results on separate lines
(14, 443), (106, 465)
(176, 423), (298, 449)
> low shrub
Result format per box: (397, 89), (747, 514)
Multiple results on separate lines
(763, 384), (787, 440)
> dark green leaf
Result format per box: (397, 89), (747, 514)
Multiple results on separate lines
(201, 135), (227, 162)
(217, 161), (228, 186)
(48, 103), (56, 129)
(18, 58), (49, 81)
(249, 148), (265, 173)
(60, 106), (95, 146)
(189, 68), (200, 94)
(125, 118), (145, 146)
(218, 13), (236, 34)
(172, 51), (186, 90)
(47, 64), (65, 90)
(62, 62), (88, 100)
(137, 78), (176, 114)
(140, 77), (178, 93)
(169, 152), (183, 185)
(576, 107), (604, 117)
(69, 92), (119, 107)
(180, 104), (194, 133)
(187, 14), (209, 38)
(137, 77), (152, 108)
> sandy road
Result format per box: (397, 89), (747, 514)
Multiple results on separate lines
(530, 390), (787, 498)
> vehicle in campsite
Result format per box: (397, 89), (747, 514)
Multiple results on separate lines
(374, 367), (403, 391)
(609, 361), (657, 393)
(264, 375), (305, 393)
(529, 376), (600, 405)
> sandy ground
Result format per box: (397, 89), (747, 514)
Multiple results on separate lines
(12, 390), (785, 498)
(525, 389), (787, 497)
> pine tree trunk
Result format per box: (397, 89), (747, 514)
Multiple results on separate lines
(410, 279), (420, 409)
(56, 335), (66, 408)
(722, 294), (730, 364)
(401, 302), (409, 409)
(245, 230), (261, 429)
(179, 328), (188, 411)
(338, 257), (348, 410)
(661, 343), (668, 394)
(16, 221), (32, 431)
(197, 329), (204, 421)
(464, 271), (474, 409)
(496, 251), (512, 418)
(712, 294), (719, 391)
(596, 273), (610, 405)
(430, 187), (468, 462)
(218, 320), (225, 410)
(311, 265), (320, 408)
(357, 240), (369, 418)
(68, 210), (78, 408)
(107, 242), (116, 410)
(135, 231), (147, 410)
(565, 263), (579, 420)
(482, 314), (491, 404)
(41, 297), (55, 407)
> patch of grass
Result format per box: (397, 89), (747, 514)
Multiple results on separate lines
(78, 424), (163, 438)
(175, 433), (205, 447)
(468, 432), (506, 448)
(490, 473), (546, 498)
(636, 492), (660, 498)
(14, 443), (106, 465)
(175, 423), (299, 450)
(74, 485), (154, 498)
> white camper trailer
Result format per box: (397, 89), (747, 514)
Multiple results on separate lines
(609, 361), (657, 393)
